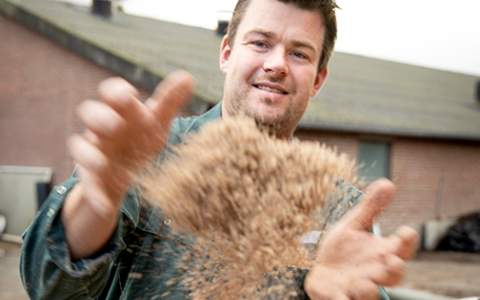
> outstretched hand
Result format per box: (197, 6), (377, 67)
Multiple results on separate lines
(63, 71), (194, 259)
(68, 71), (193, 218)
(304, 179), (418, 300)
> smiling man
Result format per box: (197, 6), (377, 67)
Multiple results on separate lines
(221, 0), (329, 139)
(20, 0), (417, 299)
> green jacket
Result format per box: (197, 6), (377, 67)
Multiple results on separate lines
(20, 103), (389, 300)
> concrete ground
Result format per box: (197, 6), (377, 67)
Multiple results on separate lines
(1, 240), (479, 299)
(401, 251), (480, 298)
(0, 241), (28, 300)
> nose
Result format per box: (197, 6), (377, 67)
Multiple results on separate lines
(262, 46), (288, 78)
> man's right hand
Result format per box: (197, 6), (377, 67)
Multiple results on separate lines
(62, 71), (193, 259)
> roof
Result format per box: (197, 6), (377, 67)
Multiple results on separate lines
(1, 0), (479, 141)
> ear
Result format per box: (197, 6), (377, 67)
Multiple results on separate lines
(219, 35), (232, 74)
(310, 67), (328, 97)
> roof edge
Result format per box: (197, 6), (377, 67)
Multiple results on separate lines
(298, 121), (480, 142)
(333, 51), (480, 79)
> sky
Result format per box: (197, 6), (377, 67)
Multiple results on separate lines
(61, 0), (480, 76)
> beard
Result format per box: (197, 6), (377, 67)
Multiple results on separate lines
(253, 112), (291, 139)
(224, 91), (302, 139)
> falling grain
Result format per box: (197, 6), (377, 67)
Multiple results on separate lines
(138, 116), (359, 299)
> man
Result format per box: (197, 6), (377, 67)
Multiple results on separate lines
(20, 0), (418, 299)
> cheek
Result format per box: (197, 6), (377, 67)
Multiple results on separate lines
(233, 51), (263, 78)
(296, 71), (318, 97)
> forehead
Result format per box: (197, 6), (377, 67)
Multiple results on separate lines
(236, 0), (325, 51)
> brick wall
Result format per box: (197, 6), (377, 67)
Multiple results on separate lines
(389, 138), (480, 232)
(296, 129), (480, 234)
(0, 17), (128, 182)
(295, 130), (359, 162)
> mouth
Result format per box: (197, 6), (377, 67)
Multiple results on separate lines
(252, 83), (289, 95)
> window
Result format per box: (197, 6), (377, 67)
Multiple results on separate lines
(357, 141), (391, 183)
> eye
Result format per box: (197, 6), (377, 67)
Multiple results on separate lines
(251, 40), (270, 49)
(291, 51), (309, 60)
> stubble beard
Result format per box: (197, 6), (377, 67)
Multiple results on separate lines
(225, 89), (298, 139)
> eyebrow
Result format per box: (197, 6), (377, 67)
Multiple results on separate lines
(244, 29), (318, 54)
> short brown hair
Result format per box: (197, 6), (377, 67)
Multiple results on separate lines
(227, 0), (338, 72)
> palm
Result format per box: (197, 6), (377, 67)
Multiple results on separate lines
(305, 180), (418, 299)
(68, 71), (194, 216)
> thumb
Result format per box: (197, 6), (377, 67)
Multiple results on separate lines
(145, 70), (194, 123)
(338, 179), (395, 231)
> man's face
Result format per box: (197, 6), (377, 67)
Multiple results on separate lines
(220, 0), (328, 138)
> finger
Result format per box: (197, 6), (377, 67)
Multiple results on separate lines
(367, 254), (405, 287)
(339, 179), (395, 231)
(97, 77), (146, 121)
(69, 136), (130, 206)
(77, 100), (127, 139)
(83, 130), (101, 147)
(146, 70), (194, 123)
(83, 129), (120, 161)
(393, 226), (419, 260)
(68, 134), (109, 174)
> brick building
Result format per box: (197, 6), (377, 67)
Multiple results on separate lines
(1, 0), (479, 235)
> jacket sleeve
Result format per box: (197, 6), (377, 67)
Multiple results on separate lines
(19, 176), (134, 300)
(19, 117), (186, 300)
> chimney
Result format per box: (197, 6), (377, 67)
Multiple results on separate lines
(216, 20), (229, 36)
(216, 10), (231, 36)
(92, 0), (112, 18)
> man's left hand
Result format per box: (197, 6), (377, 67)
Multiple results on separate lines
(304, 179), (418, 300)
